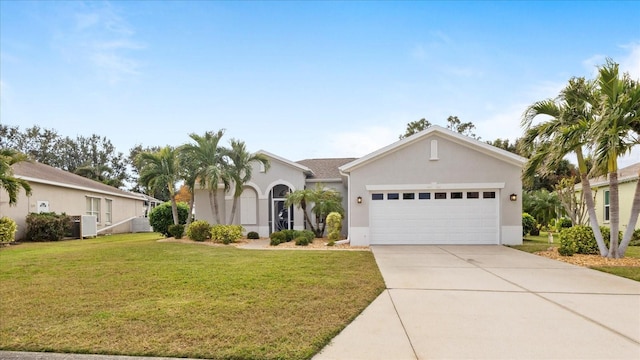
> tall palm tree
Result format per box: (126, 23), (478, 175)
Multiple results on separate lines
(180, 130), (228, 225)
(224, 140), (270, 224)
(590, 59), (640, 258)
(520, 77), (608, 256)
(137, 146), (181, 225)
(178, 154), (200, 226)
(286, 183), (343, 237)
(285, 187), (316, 232)
(0, 149), (32, 206)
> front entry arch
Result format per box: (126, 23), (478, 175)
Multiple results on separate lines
(269, 184), (294, 234)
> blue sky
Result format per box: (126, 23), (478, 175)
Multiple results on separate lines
(2, 1), (639, 166)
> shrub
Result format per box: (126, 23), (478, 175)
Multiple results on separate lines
(25, 212), (72, 241)
(0, 217), (18, 244)
(599, 226), (621, 247)
(148, 202), (189, 237)
(558, 235), (577, 256)
(247, 231), (260, 239)
(187, 220), (211, 242)
(299, 230), (315, 243)
(211, 225), (244, 244)
(631, 229), (640, 247)
(326, 212), (342, 242)
(522, 213), (536, 236)
(281, 229), (298, 242)
(270, 231), (286, 246)
(559, 225), (597, 255)
(530, 225), (540, 236)
(168, 224), (185, 239)
(556, 218), (573, 231)
(295, 236), (311, 246)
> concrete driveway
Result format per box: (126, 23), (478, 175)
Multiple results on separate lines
(314, 245), (640, 360)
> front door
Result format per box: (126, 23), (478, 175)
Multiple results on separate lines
(270, 184), (293, 233)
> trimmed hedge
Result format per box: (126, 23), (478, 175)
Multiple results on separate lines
(148, 202), (189, 237)
(0, 217), (18, 244)
(187, 220), (211, 242)
(326, 212), (342, 243)
(247, 231), (260, 240)
(522, 213), (536, 236)
(25, 212), (72, 241)
(168, 224), (185, 239)
(211, 225), (244, 244)
(270, 229), (314, 246)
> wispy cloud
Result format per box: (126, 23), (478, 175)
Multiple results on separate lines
(54, 1), (144, 84)
(620, 42), (640, 79)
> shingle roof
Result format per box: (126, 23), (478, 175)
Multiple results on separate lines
(588, 162), (640, 187)
(12, 161), (144, 200)
(296, 158), (357, 180)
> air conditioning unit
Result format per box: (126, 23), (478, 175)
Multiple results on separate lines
(81, 215), (98, 238)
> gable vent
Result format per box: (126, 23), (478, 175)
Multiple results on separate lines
(430, 140), (439, 160)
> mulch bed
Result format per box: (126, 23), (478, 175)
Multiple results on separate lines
(535, 247), (640, 267)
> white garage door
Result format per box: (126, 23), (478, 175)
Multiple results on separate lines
(369, 190), (499, 245)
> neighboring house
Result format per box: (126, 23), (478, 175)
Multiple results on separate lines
(1, 161), (148, 240)
(194, 126), (526, 246)
(578, 162), (640, 232)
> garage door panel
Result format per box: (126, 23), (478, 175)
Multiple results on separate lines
(370, 191), (499, 245)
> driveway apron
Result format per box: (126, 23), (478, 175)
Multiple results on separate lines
(313, 245), (640, 360)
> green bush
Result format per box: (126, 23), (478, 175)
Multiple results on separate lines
(556, 218), (573, 231)
(148, 202), (189, 237)
(299, 230), (315, 242)
(522, 213), (536, 236)
(600, 226), (621, 247)
(559, 225), (597, 255)
(211, 225), (244, 244)
(326, 212), (342, 242)
(270, 231), (286, 246)
(25, 212), (72, 241)
(281, 229), (298, 242)
(187, 220), (211, 242)
(558, 234), (577, 256)
(295, 236), (311, 246)
(247, 231), (260, 239)
(0, 217), (18, 244)
(631, 229), (640, 247)
(168, 224), (185, 239)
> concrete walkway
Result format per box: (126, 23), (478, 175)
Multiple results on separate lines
(313, 245), (640, 360)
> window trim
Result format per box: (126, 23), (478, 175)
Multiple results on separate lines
(86, 196), (101, 224)
(105, 198), (112, 225)
(604, 190), (610, 222)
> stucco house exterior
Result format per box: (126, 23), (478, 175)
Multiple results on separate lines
(195, 126), (526, 246)
(1, 161), (149, 240)
(578, 162), (640, 232)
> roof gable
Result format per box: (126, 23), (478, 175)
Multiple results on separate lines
(339, 125), (526, 173)
(587, 162), (640, 187)
(256, 150), (313, 175)
(12, 161), (144, 201)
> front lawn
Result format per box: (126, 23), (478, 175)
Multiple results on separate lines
(0, 233), (385, 359)
(512, 231), (640, 282)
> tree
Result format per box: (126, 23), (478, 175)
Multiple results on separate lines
(446, 116), (479, 139)
(224, 139), (270, 224)
(180, 130), (228, 225)
(523, 189), (561, 227)
(177, 153), (202, 226)
(285, 183), (344, 237)
(0, 149), (32, 206)
(129, 144), (167, 199)
(399, 118), (432, 139)
(137, 146), (181, 225)
(590, 59), (640, 258)
(520, 77), (608, 256)
(555, 177), (590, 226)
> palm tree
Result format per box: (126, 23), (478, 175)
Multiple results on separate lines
(177, 154), (200, 226)
(180, 130), (228, 225)
(137, 146), (181, 225)
(520, 77), (608, 256)
(0, 149), (32, 206)
(224, 140), (270, 224)
(590, 59), (640, 258)
(286, 183), (343, 237)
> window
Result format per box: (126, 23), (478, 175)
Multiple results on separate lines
(105, 199), (112, 224)
(372, 193), (384, 200)
(467, 192), (479, 199)
(604, 190), (610, 221)
(483, 192), (496, 199)
(418, 192), (431, 200)
(387, 193), (399, 200)
(451, 192), (463, 199)
(403, 193), (415, 200)
(241, 189), (257, 224)
(434, 192), (447, 199)
(86, 197), (101, 223)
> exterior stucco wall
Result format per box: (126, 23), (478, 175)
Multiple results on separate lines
(193, 157), (307, 237)
(346, 134), (522, 245)
(1, 182), (145, 240)
(590, 180), (639, 231)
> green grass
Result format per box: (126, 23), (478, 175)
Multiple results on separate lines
(0, 233), (385, 359)
(510, 231), (558, 254)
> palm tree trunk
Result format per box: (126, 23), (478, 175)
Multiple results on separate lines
(209, 190), (221, 225)
(186, 193), (195, 226)
(170, 197), (179, 225)
(608, 172), (620, 259)
(619, 176), (640, 256)
(229, 196), (238, 224)
(577, 151), (607, 256)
